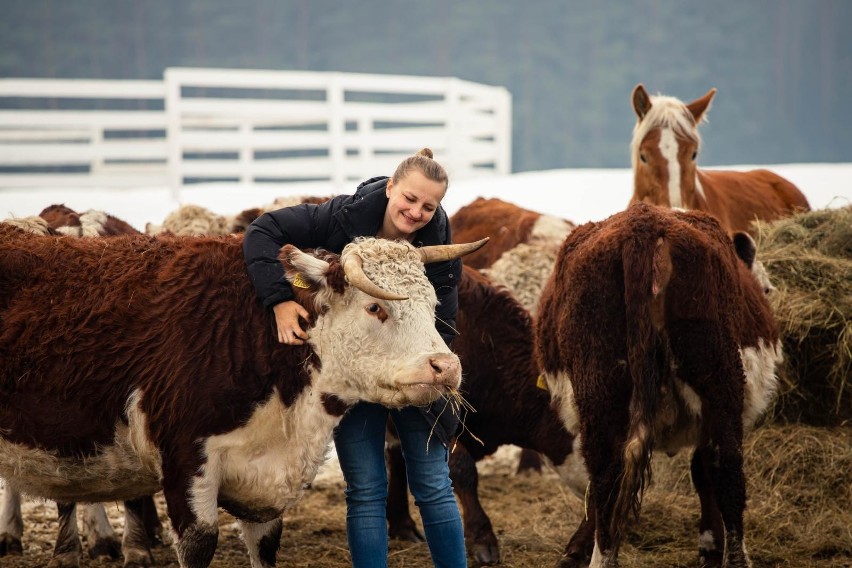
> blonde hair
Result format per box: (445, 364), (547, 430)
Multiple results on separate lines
(392, 147), (449, 189)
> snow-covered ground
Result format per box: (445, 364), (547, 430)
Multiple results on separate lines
(2, 162), (850, 232)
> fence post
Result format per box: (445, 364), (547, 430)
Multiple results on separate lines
(445, 77), (463, 179)
(328, 74), (345, 190)
(165, 68), (182, 204)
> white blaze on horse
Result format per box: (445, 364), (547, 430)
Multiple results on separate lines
(629, 84), (811, 235)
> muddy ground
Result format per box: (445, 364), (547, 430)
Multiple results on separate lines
(2, 429), (851, 568)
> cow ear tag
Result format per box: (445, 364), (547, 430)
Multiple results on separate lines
(291, 273), (311, 289)
(536, 374), (549, 392)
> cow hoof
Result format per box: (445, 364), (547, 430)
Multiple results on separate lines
(0, 533), (24, 556)
(388, 524), (424, 543)
(87, 535), (122, 559)
(47, 551), (82, 568)
(123, 547), (155, 568)
(699, 548), (723, 567)
(555, 551), (590, 568)
(470, 542), (501, 566)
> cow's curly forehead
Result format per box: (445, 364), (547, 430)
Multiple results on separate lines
(341, 238), (436, 305)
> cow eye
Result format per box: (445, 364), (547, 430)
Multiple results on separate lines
(640, 153), (647, 164)
(366, 303), (381, 314)
(691, 151), (698, 160)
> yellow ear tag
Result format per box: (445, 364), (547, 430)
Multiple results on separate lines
(536, 374), (549, 392)
(291, 273), (310, 289)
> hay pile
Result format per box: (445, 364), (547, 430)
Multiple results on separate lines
(753, 206), (852, 425)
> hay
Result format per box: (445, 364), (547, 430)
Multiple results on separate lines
(753, 206), (852, 425)
(625, 424), (852, 567)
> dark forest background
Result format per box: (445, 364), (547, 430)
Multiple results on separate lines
(2, 0), (850, 173)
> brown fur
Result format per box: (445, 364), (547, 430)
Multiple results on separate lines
(38, 204), (142, 236)
(630, 84), (811, 235)
(0, 228), (312, 459)
(535, 203), (779, 566)
(449, 197), (546, 268)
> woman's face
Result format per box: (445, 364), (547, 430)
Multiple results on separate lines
(382, 170), (446, 239)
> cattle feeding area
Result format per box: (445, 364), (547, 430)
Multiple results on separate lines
(1, 190), (851, 567)
(1, 424), (849, 568)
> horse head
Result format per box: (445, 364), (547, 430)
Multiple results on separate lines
(629, 84), (716, 210)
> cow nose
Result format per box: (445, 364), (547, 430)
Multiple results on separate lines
(429, 354), (461, 387)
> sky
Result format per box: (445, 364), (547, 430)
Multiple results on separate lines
(1, 162), (850, 232)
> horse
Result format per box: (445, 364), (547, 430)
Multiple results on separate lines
(629, 84), (811, 235)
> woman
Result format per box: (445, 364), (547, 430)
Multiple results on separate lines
(243, 148), (467, 568)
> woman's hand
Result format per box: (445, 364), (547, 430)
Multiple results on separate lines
(272, 301), (311, 345)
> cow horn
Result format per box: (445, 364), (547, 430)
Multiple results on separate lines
(342, 254), (409, 301)
(418, 237), (490, 264)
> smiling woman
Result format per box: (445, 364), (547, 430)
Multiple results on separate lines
(242, 147), (469, 568)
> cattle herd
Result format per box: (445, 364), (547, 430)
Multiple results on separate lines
(0, 84), (842, 568)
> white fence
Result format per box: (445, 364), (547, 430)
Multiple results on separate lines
(0, 68), (512, 200)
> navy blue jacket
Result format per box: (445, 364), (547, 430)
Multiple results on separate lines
(243, 176), (462, 444)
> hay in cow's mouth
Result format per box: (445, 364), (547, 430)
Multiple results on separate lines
(424, 386), (482, 451)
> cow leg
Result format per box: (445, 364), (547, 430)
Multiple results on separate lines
(706, 414), (749, 567)
(47, 502), (82, 568)
(80, 503), (121, 559)
(162, 465), (219, 568)
(515, 447), (544, 475)
(122, 498), (156, 567)
(139, 494), (166, 547)
(385, 442), (424, 542)
(673, 325), (751, 568)
(556, 511), (596, 568)
(691, 446), (724, 567)
(239, 517), (283, 568)
(449, 442), (500, 566)
(581, 396), (630, 568)
(0, 486), (23, 556)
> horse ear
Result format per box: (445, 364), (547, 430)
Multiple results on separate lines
(686, 88), (717, 124)
(632, 84), (652, 119)
(732, 231), (756, 269)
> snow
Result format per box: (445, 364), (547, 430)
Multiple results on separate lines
(1, 163), (850, 232)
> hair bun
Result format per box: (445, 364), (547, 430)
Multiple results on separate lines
(417, 147), (434, 159)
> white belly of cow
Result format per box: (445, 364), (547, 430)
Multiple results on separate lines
(546, 339), (781, 457)
(0, 420), (161, 502)
(0, 387), (340, 515)
(200, 388), (339, 518)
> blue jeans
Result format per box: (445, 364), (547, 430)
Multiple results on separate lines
(333, 401), (467, 568)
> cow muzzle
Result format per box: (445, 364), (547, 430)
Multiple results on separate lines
(396, 353), (462, 405)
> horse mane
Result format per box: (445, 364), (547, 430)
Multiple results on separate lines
(630, 94), (705, 169)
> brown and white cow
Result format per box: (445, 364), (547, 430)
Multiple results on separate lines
(0, 228), (484, 568)
(387, 265), (586, 565)
(0, 210), (160, 567)
(449, 196), (573, 270)
(536, 203), (781, 568)
(448, 197), (573, 476)
(39, 203), (143, 236)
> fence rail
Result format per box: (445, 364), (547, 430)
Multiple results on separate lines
(0, 68), (511, 200)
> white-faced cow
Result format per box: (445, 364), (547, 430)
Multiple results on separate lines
(0, 227), (484, 568)
(536, 203), (781, 568)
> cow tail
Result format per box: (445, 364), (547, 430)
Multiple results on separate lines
(611, 234), (672, 543)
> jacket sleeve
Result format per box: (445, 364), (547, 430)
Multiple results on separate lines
(242, 199), (341, 310)
(429, 212), (462, 346)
